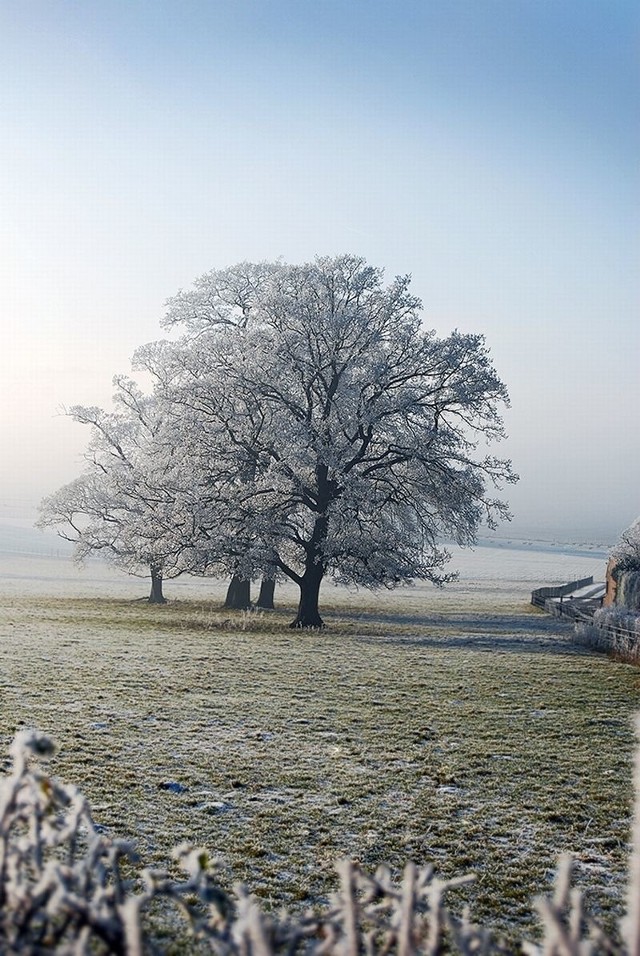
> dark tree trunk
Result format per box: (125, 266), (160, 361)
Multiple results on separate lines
(149, 565), (167, 604)
(288, 493), (331, 628)
(289, 564), (324, 628)
(255, 576), (276, 609)
(224, 575), (251, 609)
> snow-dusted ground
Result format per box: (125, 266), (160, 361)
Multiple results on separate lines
(0, 536), (631, 943)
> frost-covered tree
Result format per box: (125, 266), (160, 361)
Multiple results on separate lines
(612, 517), (640, 567)
(38, 373), (274, 607)
(141, 254), (517, 627)
(609, 517), (640, 610)
(37, 378), (203, 603)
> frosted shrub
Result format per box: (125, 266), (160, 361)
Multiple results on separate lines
(575, 606), (640, 664)
(2, 726), (640, 954)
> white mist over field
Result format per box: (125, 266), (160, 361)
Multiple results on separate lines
(0, 535), (608, 607)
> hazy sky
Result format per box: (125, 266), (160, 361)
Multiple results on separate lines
(1, 0), (638, 543)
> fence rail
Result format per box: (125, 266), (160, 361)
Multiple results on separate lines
(544, 598), (597, 624)
(530, 576), (594, 609)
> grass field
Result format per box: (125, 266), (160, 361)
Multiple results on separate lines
(0, 552), (637, 947)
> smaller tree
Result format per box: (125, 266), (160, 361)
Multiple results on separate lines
(38, 376), (272, 607)
(38, 472), (168, 603)
(37, 380), (196, 603)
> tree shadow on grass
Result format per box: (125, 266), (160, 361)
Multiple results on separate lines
(336, 611), (588, 657)
(333, 607), (569, 634)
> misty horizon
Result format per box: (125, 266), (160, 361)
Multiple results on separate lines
(2, 1), (638, 546)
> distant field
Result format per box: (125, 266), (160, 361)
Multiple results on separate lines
(0, 551), (636, 946)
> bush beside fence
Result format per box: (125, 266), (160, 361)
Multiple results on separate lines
(575, 607), (640, 666)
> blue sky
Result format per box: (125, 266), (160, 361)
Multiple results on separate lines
(1, 0), (638, 541)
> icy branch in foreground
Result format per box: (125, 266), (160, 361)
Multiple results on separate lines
(0, 725), (637, 954)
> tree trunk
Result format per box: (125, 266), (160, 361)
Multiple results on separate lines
(289, 565), (324, 628)
(255, 576), (276, 609)
(149, 565), (167, 604)
(224, 575), (251, 609)
(289, 505), (330, 628)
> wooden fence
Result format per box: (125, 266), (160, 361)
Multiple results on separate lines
(532, 576), (640, 663)
(530, 576), (594, 610)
